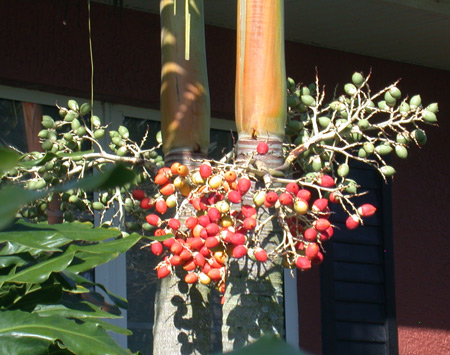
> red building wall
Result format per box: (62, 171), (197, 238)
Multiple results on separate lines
(1, 1), (449, 354)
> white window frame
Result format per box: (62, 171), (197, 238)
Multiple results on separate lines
(0, 84), (299, 349)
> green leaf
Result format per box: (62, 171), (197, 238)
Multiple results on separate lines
(0, 310), (131, 355)
(0, 333), (50, 355)
(0, 186), (48, 231)
(64, 271), (128, 309)
(18, 152), (57, 168)
(0, 148), (20, 174)
(0, 165), (136, 231)
(66, 233), (140, 273)
(83, 318), (132, 335)
(1, 283), (63, 312)
(0, 220), (122, 255)
(0, 253), (34, 268)
(142, 233), (175, 241)
(0, 252), (74, 286)
(227, 335), (309, 355)
(33, 300), (122, 320)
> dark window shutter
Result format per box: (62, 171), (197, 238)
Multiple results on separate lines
(320, 165), (399, 354)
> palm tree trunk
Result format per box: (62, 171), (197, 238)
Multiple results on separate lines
(153, 1), (211, 354)
(222, 0), (287, 351)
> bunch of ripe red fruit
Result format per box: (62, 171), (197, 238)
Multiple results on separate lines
(132, 142), (376, 295)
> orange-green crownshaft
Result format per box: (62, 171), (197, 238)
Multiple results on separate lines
(235, 0), (287, 139)
(160, 0), (210, 155)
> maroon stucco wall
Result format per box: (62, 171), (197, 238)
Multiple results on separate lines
(1, 1), (449, 354)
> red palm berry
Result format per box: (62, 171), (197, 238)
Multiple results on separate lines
(155, 200), (168, 214)
(237, 178), (251, 195)
(150, 242), (163, 256)
(256, 142), (269, 155)
(231, 233), (246, 245)
(319, 174), (335, 187)
(358, 204), (377, 217)
(311, 251), (324, 265)
(185, 217), (198, 229)
(207, 207), (221, 223)
(170, 241), (183, 255)
(254, 248), (268, 262)
(140, 198), (153, 210)
(168, 218), (181, 230)
(232, 245), (247, 258)
(241, 205), (257, 218)
(205, 236), (220, 248)
(188, 237), (204, 250)
(185, 273), (198, 284)
(198, 215), (211, 227)
(193, 252), (206, 267)
(157, 265), (170, 279)
(297, 189), (311, 201)
(146, 214), (161, 227)
(206, 223), (220, 236)
(227, 190), (242, 204)
(296, 256), (312, 270)
(169, 255), (182, 266)
(312, 198), (328, 212)
(279, 192), (293, 206)
(162, 237), (175, 248)
(199, 163), (212, 179)
(160, 183), (175, 196)
(303, 228), (318, 242)
(155, 173), (170, 186)
(243, 217), (257, 231)
(306, 243), (320, 259)
(265, 191), (278, 204)
(208, 268), (222, 282)
(286, 183), (300, 195)
(346, 215), (360, 230)
(132, 189), (146, 201)
(314, 218), (331, 232)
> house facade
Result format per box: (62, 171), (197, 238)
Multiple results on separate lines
(1, 1), (449, 354)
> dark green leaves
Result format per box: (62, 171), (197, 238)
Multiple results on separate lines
(0, 310), (131, 355)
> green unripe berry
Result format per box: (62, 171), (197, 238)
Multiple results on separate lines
(409, 95), (422, 109)
(71, 118), (81, 131)
(301, 94), (315, 107)
(79, 103), (91, 116)
(344, 83), (357, 95)
(384, 92), (397, 107)
(352, 72), (365, 87)
(68, 99), (79, 112)
(318, 116), (331, 129)
(380, 165), (396, 177)
(92, 202), (105, 210)
(76, 127), (86, 137)
(375, 143), (393, 155)
(422, 110), (437, 123)
(396, 133), (410, 145)
(395, 145), (408, 159)
(94, 129), (105, 139)
(358, 148), (367, 158)
(411, 129), (427, 145)
(64, 110), (77, 122)
(118, 125), (130, 139)
(426, 103), (438, 113)
(389, 87), (401, 100)
(156, 131), (163, 144)
(91, 115), (102, 128)
(337, 163), (350, 177)
(357, 119), (370, 130)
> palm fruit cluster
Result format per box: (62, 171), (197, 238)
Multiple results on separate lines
(285, 72), (438, 181)
(2, 99), (163, 222)
(131, 141), (377, 301)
